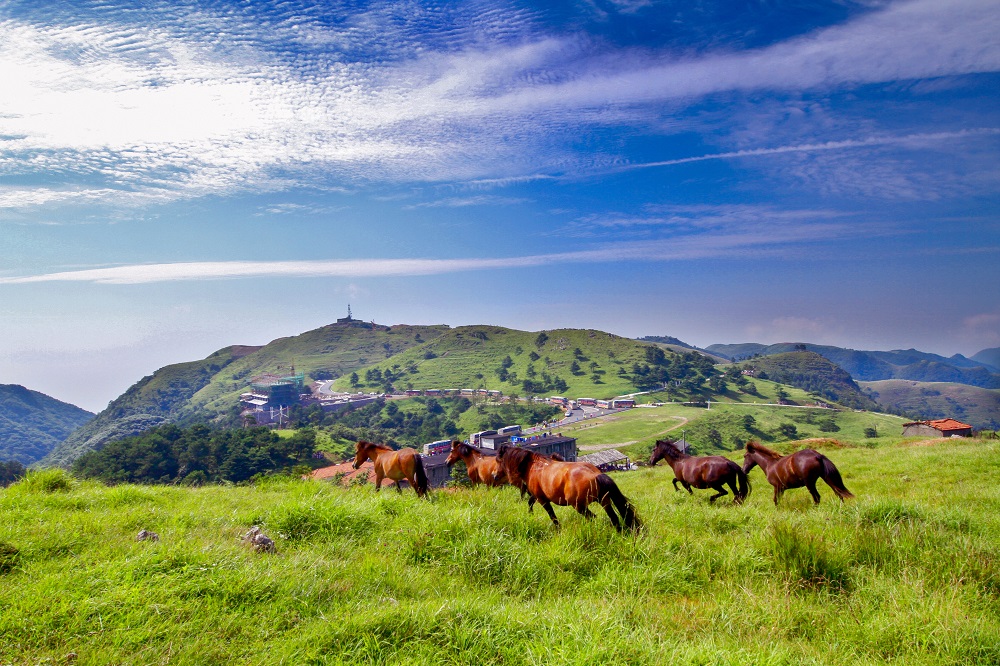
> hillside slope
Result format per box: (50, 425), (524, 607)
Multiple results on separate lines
(861, 380), (1000, 430)
(0, 385), (94, 464)
(709, 342), (1000, 387)
(43, 323), (449, 467)
(738, 351), (880, 410)
(330, 326), (719, 399)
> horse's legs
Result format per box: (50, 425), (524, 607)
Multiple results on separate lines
(773, 487), (783, 506)
(806, 480), (821, 504)
(527, 495), (536, 513)
(395, 480), (403, 494)
(540, 500), (560, 528)
(374, 471), (384, 492)
(708, 484), (728, 503)
(672, 478), (682, 492)
(683, 481), (693, 495)
(576, 504), (597, 519)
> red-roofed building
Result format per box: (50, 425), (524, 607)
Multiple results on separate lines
(902, 418), (973, 438)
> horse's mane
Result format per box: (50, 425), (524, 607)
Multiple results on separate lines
(498, 445), (535, 478)
(455, 442), (480, 457)
(653, 439), (686, 458)
(745, 441), (781, 459)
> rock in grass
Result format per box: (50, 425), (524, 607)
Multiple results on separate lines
(242, 526), (276, 554)
(136, 529), (159, 542)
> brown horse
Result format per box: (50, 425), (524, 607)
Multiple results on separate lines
(352, 440), (429, 498)
(494, 445), (641, 532)
(742, 441), (853, 506)
(649, 439), (750, 504)
(445, 441), (507, 487)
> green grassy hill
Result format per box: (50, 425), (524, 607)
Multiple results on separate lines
(330, 326), (715, 399)
(736, 351), (880, 410)
(43, 323), (449, 467)
(861, 380), (1000, 430)
(3, 437), (999, 664)
(0, 385), (93, 465)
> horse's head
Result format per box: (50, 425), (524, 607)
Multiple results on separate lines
(352, 440), (372, 470)
(742, 441), (763, 473)
(445, 441), (467, 467)
(649, 439), (679, 466)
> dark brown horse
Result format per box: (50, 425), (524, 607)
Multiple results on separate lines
(445, 441), (507, 487)
(742, 441), (853, 506)
(494, 445), (641, 532)
(649, 439), (750, 504)
(352, 440), (429, 498)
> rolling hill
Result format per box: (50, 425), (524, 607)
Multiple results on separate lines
(707, 342), (1000, 387)
(42, 322), (448, 467)
(0, 385), (93, 464)
(861, 380), (1000, 430)
(736, 351), (880, 411)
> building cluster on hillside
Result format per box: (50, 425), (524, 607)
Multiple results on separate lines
(239, 371), (379, 425)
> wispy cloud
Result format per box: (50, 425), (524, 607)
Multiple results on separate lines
(615, 128), (1000, 172)
(403, 195), (530, 209)
(0, 215), (854, 285)
(1, 0), (997, 210)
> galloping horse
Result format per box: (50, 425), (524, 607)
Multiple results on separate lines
(445, 441), (506, 487)
(649, 439), (750, 504)
(352, 440), (429, 498)
(742, 441), (853, 506)
(494, 445), (641, 532)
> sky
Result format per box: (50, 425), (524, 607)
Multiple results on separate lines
(1, 0), (998, 412)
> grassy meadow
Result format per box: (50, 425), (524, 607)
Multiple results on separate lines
(2, 438), (999, 665)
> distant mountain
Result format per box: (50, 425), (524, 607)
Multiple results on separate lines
(860, 380), (1000, 431)
(738, 351), (880, 411)
(0, 385), (93, 464)
(707, 342), (1000, 388)
(972, 348), (1000, 370)
(636, 336), (726, 361)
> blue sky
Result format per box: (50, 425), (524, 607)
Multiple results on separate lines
(1, 0), (998, 411)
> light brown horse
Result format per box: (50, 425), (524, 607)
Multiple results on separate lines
(445, 441), (506, 487)
(649, 439), (750, 504)
(742, 441), (853, 506)
(352, 440), (429, 498)
(494, 445), (641, 532)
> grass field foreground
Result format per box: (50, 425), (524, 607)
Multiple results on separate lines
(2, 439), (999, 665)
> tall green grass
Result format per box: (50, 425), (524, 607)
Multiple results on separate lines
(1, 440), (998, 664)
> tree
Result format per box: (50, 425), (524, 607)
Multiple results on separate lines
(864, 426), (878, 438)
(349, 372), (360, 387)
(743, 414), (757, 430)
(707, 428), (723, 448)
(569, 360), (581, 375)
(535, 332), (548, 348)
(778, 423), (798, 439)
(528, 351), (540, 362)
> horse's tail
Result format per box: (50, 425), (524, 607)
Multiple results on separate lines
(596, 474), (642, 533)
(819, 455), (854, 501)
(413, 454), (430, 498)
(731, 461), (751, 504)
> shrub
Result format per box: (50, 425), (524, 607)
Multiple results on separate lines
(14, 468), (73, 493)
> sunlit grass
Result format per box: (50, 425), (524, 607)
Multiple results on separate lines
(1, 440), (998, 664)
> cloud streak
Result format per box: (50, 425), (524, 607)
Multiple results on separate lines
(0, 217), (852, 285)
(615, 128), (1000, 172)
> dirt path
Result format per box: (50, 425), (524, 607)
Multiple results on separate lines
(577, 416), (689, 451)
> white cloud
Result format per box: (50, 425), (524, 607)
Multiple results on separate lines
(1, 0), (998, 209)
(0, 216), (854, 285)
